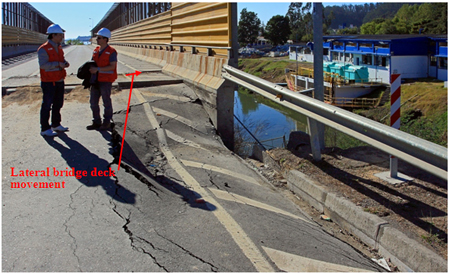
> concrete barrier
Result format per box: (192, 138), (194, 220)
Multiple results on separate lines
(113, 45), (227, 93)
(285, 170), (327, 213)
(260, 150), (447, 272)
(2, 45), (39, 59)
(378, 226), (447, 272)
(284, 168), (448, 272)
(113, 45), (234, 150)
(324, 192), (389, 248)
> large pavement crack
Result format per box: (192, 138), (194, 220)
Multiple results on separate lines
(111, 208), (169, 271)
(109, 128), (160, 197)
(63, 184), (84, 271)
(155, 230), (219, 272)
(112, 99), (168, 115)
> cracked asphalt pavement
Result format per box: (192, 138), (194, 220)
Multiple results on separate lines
(2, 46), (385, 272)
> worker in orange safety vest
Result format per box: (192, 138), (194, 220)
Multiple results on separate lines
(87, 27), (117, 131)
(38, 23), (70, 137)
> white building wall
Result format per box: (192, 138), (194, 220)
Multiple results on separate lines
(289, 52), (314, 62)
(391, 56), (428, 79)
(366, 67), (390, 84)
(289, 52), (296, 60)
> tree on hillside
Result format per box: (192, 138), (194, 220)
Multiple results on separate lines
(362, 3), (404, 24)
(238, 8), (261, 47)
(336, 27), (359, 35)
(286, 2), (312, 42)
(265, 15), (291, 46)
(324, 3), (376, 29)
(323, 10), (335, 34)
(360, 3), (447, 35)
(412, 3), (447, 34)
(360, 18), (384, 35)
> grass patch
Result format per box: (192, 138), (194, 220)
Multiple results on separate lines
(421, 233), (444, 246)
(239, 57), (312, 83)
(400, 80), (447, 117)
(324, 125), (367, 149)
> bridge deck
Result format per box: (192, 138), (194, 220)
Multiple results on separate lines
(1, 46), (385, 272)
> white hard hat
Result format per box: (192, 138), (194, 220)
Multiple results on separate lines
(47, 24), (64, 34)
(96, 28), (111, 39)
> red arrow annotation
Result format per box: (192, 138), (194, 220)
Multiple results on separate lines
(118, 70), (142, 170)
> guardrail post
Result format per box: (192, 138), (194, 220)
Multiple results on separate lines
(192, 46), (196, 54)
(207, 48), (213, 56)
(180, 46), (184, 52)
(307, 118), (322, 161)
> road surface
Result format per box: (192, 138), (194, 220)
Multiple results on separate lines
(2, 45), (384, 272)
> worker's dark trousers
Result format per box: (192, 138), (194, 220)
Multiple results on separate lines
(90, 82), (113, 125)
(40, 81), (65, 131)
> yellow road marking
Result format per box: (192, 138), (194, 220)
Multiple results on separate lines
(132, 87), (274, 272)
(143, 92), (192, 102)
(152, 107), (196, 128)
(181, 159), (260, 185)
(165, 130), (207, 150)
(209, 188), (313, 224)
(263, 246), (371, 272)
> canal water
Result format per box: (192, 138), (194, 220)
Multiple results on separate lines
(234, 89), (308, 151)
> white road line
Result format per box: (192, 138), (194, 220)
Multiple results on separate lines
(30, 69), (40, 77)
(262, 246), (371, 272)
(132, 87), (274, 272)
(209, 188), (313, 225)
(180, 159), (260, 186)
(118, 59), (139, 72)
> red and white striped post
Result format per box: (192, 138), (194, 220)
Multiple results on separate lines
(390, 74), (401, 178)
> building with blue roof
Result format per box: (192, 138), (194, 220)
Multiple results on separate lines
(290, 35), (448, 84)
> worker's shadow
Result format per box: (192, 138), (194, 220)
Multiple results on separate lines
(99, 130), (216, 211)
(43, 133), (136, 204)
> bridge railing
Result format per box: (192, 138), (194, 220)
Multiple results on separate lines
(2, 24), (47, 46)
(109, 2), (233, 58)
(222, 64), (448, 180)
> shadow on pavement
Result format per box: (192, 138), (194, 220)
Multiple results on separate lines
(43, 132), (136, 204)
(101, 129), (216, 211)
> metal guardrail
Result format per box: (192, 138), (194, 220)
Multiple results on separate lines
(222, 64), (448, 180)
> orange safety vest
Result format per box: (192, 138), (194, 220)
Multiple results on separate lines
(92, 45), (117, 83)
(38, 41), (66, 82)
